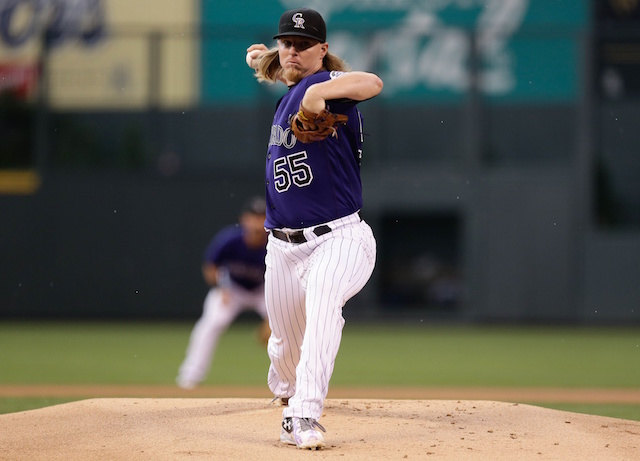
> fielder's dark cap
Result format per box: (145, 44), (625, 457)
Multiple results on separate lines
(243, 196), (267, 215)
(273, 8), (326, 43)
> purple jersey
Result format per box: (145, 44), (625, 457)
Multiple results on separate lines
(203, 226), (266, 291)
(265, 70), (365, 229)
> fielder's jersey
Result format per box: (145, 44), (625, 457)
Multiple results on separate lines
(265, 70), (364, 230)
(203, 226), (266, 291)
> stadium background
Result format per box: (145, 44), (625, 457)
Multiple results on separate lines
(0, 0), (639, 325)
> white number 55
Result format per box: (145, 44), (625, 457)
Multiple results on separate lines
(273, 151), (314, 193)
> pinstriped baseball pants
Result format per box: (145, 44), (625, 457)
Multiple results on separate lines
(265, 212), (376, 421)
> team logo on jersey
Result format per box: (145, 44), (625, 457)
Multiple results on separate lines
(292, 12), (305, 29)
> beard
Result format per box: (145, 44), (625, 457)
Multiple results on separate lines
(283, 67), (304, 84)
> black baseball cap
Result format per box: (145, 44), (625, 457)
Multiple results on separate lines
(273, 8), (326, 43)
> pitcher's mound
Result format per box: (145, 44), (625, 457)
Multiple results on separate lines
(1, 398), (638, 460)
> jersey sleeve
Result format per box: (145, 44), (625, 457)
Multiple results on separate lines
(305, 71), (358, 114)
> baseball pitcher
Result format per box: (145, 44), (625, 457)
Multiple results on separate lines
(246, 7), (383, 450)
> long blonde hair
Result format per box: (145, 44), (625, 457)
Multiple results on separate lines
(253, 46), (351, 84)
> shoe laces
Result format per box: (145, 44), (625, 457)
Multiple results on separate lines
(299, 418), (326, 433)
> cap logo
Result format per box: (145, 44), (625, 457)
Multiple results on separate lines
(292, 12), (305, 29)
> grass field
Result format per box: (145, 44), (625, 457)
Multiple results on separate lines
(1, 321), (639, 420)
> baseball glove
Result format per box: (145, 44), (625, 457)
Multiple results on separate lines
(290, 103), (348, 143)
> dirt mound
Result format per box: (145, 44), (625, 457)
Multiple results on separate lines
(1, 398), (638, 460)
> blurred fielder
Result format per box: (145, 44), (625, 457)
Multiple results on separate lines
(176, 197), (269, 389)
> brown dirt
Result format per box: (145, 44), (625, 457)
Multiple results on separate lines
(1, 386), (640, 460)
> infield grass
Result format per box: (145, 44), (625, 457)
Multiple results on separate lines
(0, 321), (639, 419)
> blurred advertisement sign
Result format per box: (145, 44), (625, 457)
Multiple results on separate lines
(0, 0), (104, 48)
(202, 0), (588, 104)
(0, 0), (198, 109)
(0, 62), (38, 97)
(0, 0), (107, 106)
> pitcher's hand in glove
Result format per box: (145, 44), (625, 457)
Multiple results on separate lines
(291, 104), (348, 143)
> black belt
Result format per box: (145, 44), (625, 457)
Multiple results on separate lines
(271, 224), (332, 244)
